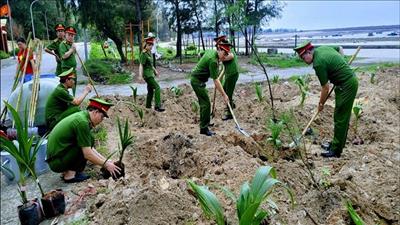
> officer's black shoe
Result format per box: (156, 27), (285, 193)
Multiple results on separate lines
(321, 147), (341, 158)
(320, 141), (332, 151)
(222, 114), (233, 121)
(155, 106), (165, 112)
(208, 123), (214, 127)
(200, 128), (216, 136)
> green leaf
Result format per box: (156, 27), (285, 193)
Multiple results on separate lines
(237, 182), (251, 220)
(187, 180), (225, 225)
(346, 201), (365, 225)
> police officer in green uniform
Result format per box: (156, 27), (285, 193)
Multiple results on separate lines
(46, 98), (121, 183)
(214, 36), (239, 120)
(59, 26), (78, 96)
(45, 68), (93, 131)
(191, 45), (230, 136)
(45, 24), (65, 75)
(294, 41), (358, 158)
(139, 36), (165, 112)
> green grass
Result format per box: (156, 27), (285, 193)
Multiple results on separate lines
(250, 53), (306, 68)
(356, 62), (400, 73)
(93, 125), (107, 143)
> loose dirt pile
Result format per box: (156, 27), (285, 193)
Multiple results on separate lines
(83, 67), (399, 225)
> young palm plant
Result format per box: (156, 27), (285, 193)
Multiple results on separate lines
(188, 166), (294, 225)
(129, 86), (138, 103)
(170, 86), (183, 97)
(271, 75), (280, 84)
(0, 102), (46, 223)
(352, 100), (364, 145)
(352, 101), (363, 135)
(126, 102), (144, 126)
(266, 118), (284, 150)
(254, 83), (263, 102)
(290, 75), (309, 107)
(191, 101), (200, 123)
(101, 117), (135, 179)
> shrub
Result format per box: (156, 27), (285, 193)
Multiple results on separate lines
(0, 50), (10, 59)
(186, 44), (197, 51)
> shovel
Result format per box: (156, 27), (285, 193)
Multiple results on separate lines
(76, 53), (100, 97)
(227, 102), (250, 137)
(211, 64), (225, 118)
(289, 46), (361, 148)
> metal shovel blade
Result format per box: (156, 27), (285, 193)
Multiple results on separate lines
(235, 124), (250, 137)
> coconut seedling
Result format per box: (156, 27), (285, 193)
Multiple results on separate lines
(129, 85), (138, 103)
(369, 73), (376, 84)
(266, 118), (284, 150)
(126, 102), (145, 126)
(290, 75), (309, 107)
(170, 86), (183, 97)
(254, 82), (263, 102)
(188, 166), (293, 225)
(271, 75), (280, 84)
(0, 102), (63, 224)
(352, 100), (364, 145)
(101, 117), (135, 179)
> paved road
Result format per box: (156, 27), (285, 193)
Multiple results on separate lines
(0, 42), (90, 104)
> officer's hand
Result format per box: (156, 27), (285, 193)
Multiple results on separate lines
(72, 44), (77, 52)
(105, 161), (121, 178)
(154, 69), (159, 77)
(84, 84), (93, 93)
(318, 103), (324, 112)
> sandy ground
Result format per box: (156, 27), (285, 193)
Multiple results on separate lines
(1, 66), (399, 225)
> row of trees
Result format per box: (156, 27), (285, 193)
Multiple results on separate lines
(5, 0), (284, 62)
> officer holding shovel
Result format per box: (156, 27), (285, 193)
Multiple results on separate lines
(46, 98), (121, 183)
(45, 24), (65, 75)
(214, 36), (239, 121)
(45, 68), (93, 131)
(294, 41), (358, 158)
(191, 44), (230, 136)
(59, 26), (78, 96)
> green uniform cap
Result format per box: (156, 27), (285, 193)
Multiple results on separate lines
(58, 67), (74, 78)
(88, 98), (114, 117)
(293, 41), (313, 55)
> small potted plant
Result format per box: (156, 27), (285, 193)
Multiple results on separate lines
(101, 117), (135, 179)
(1, 102), (45, 224)
(1, 102), (66, 220)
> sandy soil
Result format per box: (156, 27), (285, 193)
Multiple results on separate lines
(2, 66), (398, 225)
(80, 66), (399, 225)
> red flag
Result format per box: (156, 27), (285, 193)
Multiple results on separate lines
(0, 5), (9, 17)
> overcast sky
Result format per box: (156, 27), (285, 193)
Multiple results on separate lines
(267, 1), (400, 30)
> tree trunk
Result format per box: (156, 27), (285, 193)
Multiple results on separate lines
(103, 25), (127, 63)
(244, 0), (250, 55)
(214, 0), (219, 37)
(244, 27), (249, 55)
(135, 0), (143, 52)
(175, 0), (182, 62)
(194, 7), (205, 51)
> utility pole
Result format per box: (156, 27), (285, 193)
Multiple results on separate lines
(30, 0), (40, 39)
(7, 0), (15, 59)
